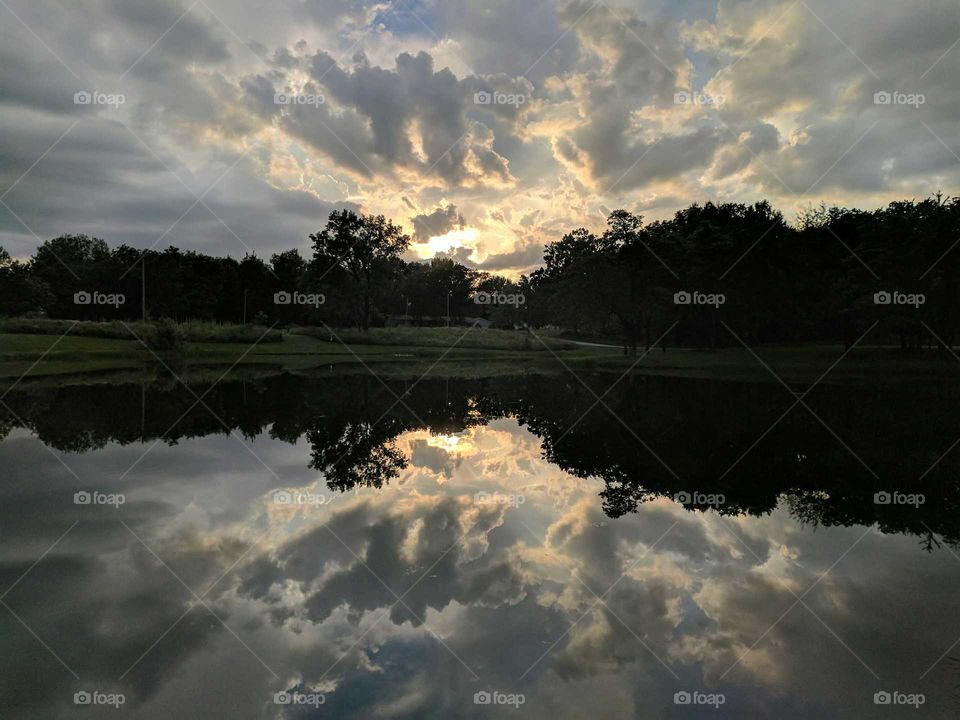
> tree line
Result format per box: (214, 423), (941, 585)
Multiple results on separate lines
(0, 210), (523, 330)
(523, 194), (960, 352)
(2, 196), (959, 349)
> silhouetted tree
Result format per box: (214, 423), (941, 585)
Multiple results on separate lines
(309, 210), (411, 330)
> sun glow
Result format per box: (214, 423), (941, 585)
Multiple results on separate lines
(426, 433), (466, 452)
(414, 228), (480, 259)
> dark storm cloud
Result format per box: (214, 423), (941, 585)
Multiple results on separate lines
(560, 0), (689, 106)
(408, 438), (457, 474)
(410, 204), (465, 242)
(107, 0), (231, 68)
(475, 237), (545, 272)
(250, 49), (524, 187)
(0, 110), (355, 259)
(238, 496), (527, 628)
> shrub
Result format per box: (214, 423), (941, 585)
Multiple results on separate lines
(149, 319), (183, 352)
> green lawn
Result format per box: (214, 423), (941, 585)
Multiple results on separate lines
(3, 326), (957, 387)
(289, 325), (573, 351)
(579, 343), (960, 384)
(0, 327), (604, 382)
(0, 333), (143, 360)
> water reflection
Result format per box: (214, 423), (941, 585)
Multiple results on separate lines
(3, 372), (960, 544)
(1, 372), (959, 718)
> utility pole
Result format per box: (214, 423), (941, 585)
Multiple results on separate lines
(243, 288), (248, 324)
(141, 254), (146, 321)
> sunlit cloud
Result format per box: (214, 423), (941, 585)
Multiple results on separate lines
(0, 0), (957, 272)
(411, 227), (480, 259)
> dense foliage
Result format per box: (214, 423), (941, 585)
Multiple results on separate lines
(2, 197), (958, 349)
(523, 194), (960, 351)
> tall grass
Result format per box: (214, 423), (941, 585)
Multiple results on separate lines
(0, 318), (282, 344)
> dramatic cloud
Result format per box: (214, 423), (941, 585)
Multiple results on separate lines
(0, 0), (957, 273)
(4, 417), (960, 717)
(409, 204), (465, 242)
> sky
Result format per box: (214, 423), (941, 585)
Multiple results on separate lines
(0, 0), (958, 277)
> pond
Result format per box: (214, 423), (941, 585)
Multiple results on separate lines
(1, 370), (958, 718)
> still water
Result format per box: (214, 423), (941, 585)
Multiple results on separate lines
(1, 371), (959, 718)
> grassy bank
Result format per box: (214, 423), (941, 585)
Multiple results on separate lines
(0, 322), (602, 383)
(0, 318), (283, 344)
(289, 325), (573, 351)
(2, 320), (958, 388)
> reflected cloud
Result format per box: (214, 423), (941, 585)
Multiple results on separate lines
(2, 375), (960, 717)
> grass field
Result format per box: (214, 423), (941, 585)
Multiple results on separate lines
(2, 321), (958, 387)
(289, 325), (573, 351)
(578, 342), (960, 385)
(0, 324), (604, 383)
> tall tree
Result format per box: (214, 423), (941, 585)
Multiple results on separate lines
(309, 211), (411, 330)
